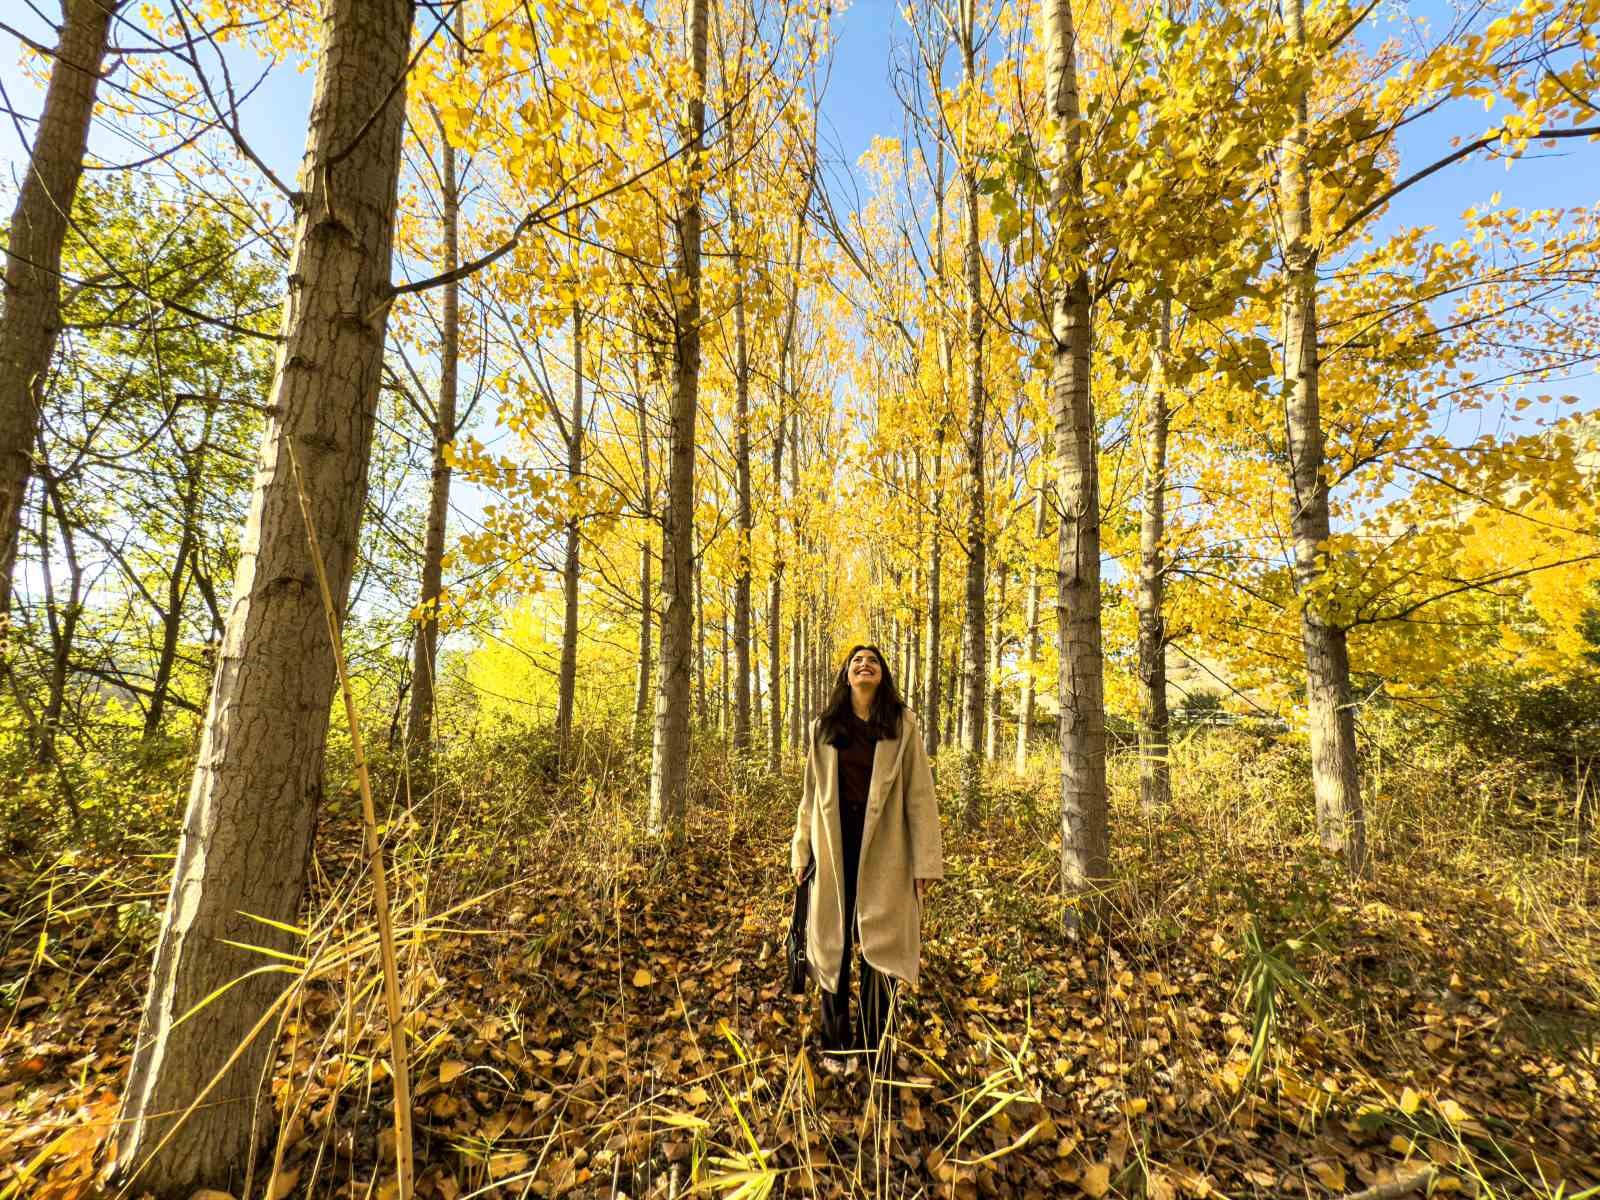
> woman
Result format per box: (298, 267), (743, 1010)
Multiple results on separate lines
(791, 644), (943, 1071)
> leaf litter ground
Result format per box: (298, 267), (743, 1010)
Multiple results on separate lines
(2, 743), (1598, 1199)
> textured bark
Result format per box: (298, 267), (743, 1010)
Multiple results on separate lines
(958, 13), (988, 810)
(647, 0), (709, 843)
(0, 0), (117, 623)
(633, 396), (653, 745)
(1015, 485), (1045, 773)
(985, 567), (1005, 762)
(767, 412), (784, 771)
(696, 536), (707, 726)
(947, 635), (961, 747)
(1046, 0), (1110, 929)
(788, 611), (801, 749)
(787, 405), (802, 749)
(720, 594), (730, 738)
(1282, 0), (1366, 876)
(407, 102), (461, 761)
(556, 303), (583, 753)
(731, 209), (752, 752)
(113, 0), (416, 1191)
(924, 434), (944, 755)
(1137, 307), (1171, 818)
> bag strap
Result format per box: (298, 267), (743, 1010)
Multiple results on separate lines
(790, 863), (813, 932)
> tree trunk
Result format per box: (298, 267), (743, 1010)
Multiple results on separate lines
(958, 14), (987, 813)
(37, 473), (83, 770)
(1137, 305), (1171, 819)
(731, 215), (753, 754)
(0, 0), (117, 623)
(720, 593), (730, 738)
(633, 395), (653, 747)
(1046, 0), (1110, 932)
(696, 531), (708, 727)
(144, 409), (214, 739)
(764, 419), (784, 771)
(114, 0), (415, 1190)
(985, 566), (1005, 762)
(1015, 485), (1045, 773)
(1282, 0), (1366, 876)
(408, 105), (461, 762)
(949, 634), (963, 748)
(647, 0), (709, 843)
(556, 302), (583, 755)
(924, 435), (944, 756)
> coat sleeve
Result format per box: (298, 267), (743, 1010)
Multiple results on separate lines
(904, 714), (944, 880)
(791, 722), (817, 876)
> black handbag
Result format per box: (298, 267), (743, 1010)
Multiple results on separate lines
(785, 863), (814, 994)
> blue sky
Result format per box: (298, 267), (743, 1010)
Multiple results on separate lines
(3, 0), (1594, 418)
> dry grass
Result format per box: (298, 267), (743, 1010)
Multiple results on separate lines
(1, 721), (1597, 1199)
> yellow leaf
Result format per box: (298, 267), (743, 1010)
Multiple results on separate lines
(632, 967), (655, 987)
(684, 1085), (711, 1106)
(489, 1150), (530, 1178)
(1399, 1086), (1421, 1115)
(1437, 1098), (1469, 1124)
(1310, 1161), (1346, 1191)
(1082, 1162), (1111, 1197)
(439, 1059), (467, 1085)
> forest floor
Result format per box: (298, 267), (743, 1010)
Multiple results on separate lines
(2, 733), (1599, 1199)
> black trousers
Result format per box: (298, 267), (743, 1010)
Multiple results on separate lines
(820, 801), (895, 1055)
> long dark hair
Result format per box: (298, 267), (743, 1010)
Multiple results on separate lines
(815, 644), (906, 746)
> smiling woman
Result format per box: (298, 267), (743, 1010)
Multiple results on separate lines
(790, 643), (944, 1074)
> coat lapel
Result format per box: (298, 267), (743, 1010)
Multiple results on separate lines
(860, 727), (904, 860)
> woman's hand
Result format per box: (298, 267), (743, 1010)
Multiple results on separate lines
(794, 865), (807, 887)
(915, 878), (934, 901)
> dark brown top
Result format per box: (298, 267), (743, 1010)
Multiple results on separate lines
(836, 710), (878, 818)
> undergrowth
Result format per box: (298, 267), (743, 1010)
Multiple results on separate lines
(1, 721), (1596, 1199)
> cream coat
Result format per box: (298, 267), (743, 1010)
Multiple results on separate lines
(790, 709), (944, 992)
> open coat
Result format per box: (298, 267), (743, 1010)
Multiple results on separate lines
(790, 710), (944, 992)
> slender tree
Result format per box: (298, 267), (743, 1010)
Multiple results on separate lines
(556, 299), (584, 754)
(955, 0), (988, 813)
(0, 0), (120, 625)
(114, 0), (417, 1188)
(647, 0), (710, 842)
(1015, 482), (1045, 772)
(1045, 0), (1109, 930)
(1137, 303), (1171, 818)
(1280, 0), (1366, 874)
(407, 78), (464, 763)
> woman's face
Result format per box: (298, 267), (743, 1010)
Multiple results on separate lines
(847, 648), (882, 690)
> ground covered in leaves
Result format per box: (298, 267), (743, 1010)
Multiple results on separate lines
(3, 731), (1598, 1199)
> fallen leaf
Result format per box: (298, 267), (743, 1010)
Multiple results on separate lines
(489, 1150), (530, 1178)
(1310, 1161), (1346, 1191)
(439, 1059), (467, 1085)
(632, 968), (655, 987)
(1082, 1162), (1111, 1198)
